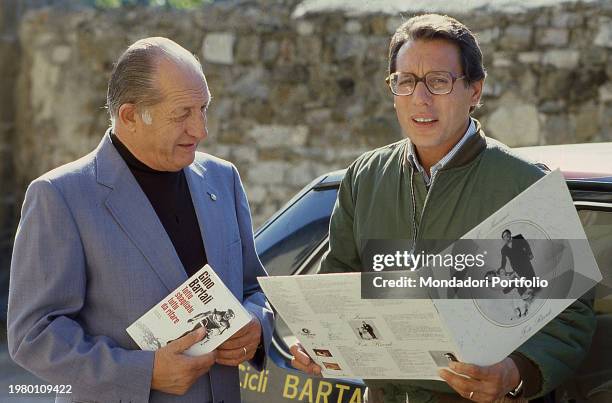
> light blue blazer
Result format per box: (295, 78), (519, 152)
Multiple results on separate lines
(8, 132), (273, 403)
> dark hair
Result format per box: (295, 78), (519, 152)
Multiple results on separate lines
(388, 14), (486, 110)
(502, 229), (512, 238)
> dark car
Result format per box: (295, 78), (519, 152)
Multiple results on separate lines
(240, 143), (612, 403)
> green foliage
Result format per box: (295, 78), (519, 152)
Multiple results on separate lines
(92, 0), (213, 9)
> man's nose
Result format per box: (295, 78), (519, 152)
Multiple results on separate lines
(411, 81), (433, 105)
(188, 112), (208, 140)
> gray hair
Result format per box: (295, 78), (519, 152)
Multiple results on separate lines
(106, 37), (204, 128)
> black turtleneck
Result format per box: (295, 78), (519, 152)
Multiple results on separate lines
(110, 132), (207, 277)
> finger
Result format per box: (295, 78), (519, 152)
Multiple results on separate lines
(289, 344), (313, 365)
(440, 376), (498, 403)
(291, 357), (322, 376)
(225, 318), (260, 340)
(449, 361), (488, 380)
(438, 369), (481, 400)
(190, 350), (217, 373)
(167, 327), (207, 353)
(216, 343), (258, 362)
(218, 331), (259, 350)
(215, 346), (255, 366)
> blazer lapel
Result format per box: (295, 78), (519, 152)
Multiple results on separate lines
(96, 132), (187, 293)
(184, 161), (228, 283)
(186, 161), (242, 403)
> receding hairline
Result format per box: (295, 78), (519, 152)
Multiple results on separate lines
(128, 37), (206, 92)
(127, 37), (201, 67)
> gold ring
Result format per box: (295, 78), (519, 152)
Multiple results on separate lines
(469, 391), (474, 399)
(243, 347), (247, 357)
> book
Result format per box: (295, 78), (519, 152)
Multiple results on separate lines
(127, 264), (252, 356)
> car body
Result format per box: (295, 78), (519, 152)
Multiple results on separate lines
(240, 142), (612, 403)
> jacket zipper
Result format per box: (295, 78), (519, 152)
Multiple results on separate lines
(412, 169), (440, 248)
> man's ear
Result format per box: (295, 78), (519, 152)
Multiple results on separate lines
(118, 103), (138, 132)
(470, 79), (484, 109)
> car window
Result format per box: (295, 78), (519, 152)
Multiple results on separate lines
(578, 208), (612, 313)
(255, 187), (338, 277)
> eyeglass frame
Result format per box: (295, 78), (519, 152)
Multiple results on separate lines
(385, 71), (466, 96)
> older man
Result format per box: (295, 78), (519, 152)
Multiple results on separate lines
(291, 14), (595, 403)
(8, 37), (273, 403)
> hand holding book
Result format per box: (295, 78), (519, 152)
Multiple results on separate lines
(151, 327), (217, 395)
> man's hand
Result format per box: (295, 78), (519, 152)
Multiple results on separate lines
(289, 343), (322, 376)
(151, 328), (217, 395)
(216, 316), (262, 366)
(438, 357), (521, 402)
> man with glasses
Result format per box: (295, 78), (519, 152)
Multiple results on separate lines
(291, 14), (594, 403)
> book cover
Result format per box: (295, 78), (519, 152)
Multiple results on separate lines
(127, 264), (251, 356)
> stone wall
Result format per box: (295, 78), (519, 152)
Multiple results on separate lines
(5, 0), (612, 247)
(0, 0), (66, 321)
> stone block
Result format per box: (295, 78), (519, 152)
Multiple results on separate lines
(483, 81), (503, 97)
(487, 94), (540, 146)
(536, 28), (569, 46)
(51, 45), (71, 64)
(296, 36), (322, 62)
(245, 185), (266, 204)
(537, 70), (572, 101)
(344, 20), (361, 34)
(386, 17), (403, 34)
(542, 49), (580, 68)
(600, 105), (612, 140)
(551, 11), (583, 28)
(539, 100), (566, 113)
(233, 145), (258, 163)
(534, 12), (549, 27)
(202, 32), (235, 65)
(229, 67), (269, 100)
(248, 124), (309, 148)
(599, 83), (612, 103)
(235, 36), (260, 64)
(335, 35), (367, 61)
(492, 52), (514, 68)
(594, 18), (612, 48)
(477, 27), (500, 44)
(277, 38), (295, 64)
(571, 102), (600, 143)
(518, 51), (542, 64)
(541, 113), (574, 145)
(285, 161), (315, 186)
(369, 16), (388, 35)
(262, 40), (279, 62)
(305, 108), (332, 125)
(501, 25), (532, 49)
(296, 20), (314, 36)
(248, 162), (287, 185)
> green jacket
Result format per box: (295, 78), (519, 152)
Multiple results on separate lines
(319, 122), (596, 401)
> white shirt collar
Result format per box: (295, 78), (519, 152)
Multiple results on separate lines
(407, 118), (477, 186)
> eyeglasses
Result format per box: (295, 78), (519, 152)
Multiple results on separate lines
(385, 71), (466, 96)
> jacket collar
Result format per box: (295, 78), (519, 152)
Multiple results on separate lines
(442, 119), (487, 170)
(95, 130), (187, 292)
(403, 118), (487, 173)
(93, 130), (230, 293)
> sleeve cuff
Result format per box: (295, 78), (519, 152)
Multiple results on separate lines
(509, 351), (542, 398)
